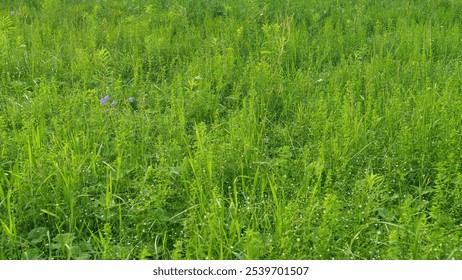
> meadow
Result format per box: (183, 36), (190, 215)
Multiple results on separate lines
(1, 0), (462, 260)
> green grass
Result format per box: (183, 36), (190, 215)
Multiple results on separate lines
(1, 0), (462, 260)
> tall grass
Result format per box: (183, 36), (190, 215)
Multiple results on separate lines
(1, 0), (462, 259)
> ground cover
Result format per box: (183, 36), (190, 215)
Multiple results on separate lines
(1, 0), (461, 259)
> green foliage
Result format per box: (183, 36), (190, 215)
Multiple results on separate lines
(1, 0), (462, 260)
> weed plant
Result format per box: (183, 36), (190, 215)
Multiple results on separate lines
(1, 0), (462, 259)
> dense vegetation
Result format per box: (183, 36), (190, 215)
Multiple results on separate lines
(1, 0), (461, 259)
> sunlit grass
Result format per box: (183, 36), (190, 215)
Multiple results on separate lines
(1, 0), (462, 259)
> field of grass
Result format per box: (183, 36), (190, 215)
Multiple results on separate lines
(1, 0), (462, 260)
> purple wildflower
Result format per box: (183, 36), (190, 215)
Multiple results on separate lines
(100, 95), (110, 105)
(111, 100), (117, 106)
(128, 97), (134, 103)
